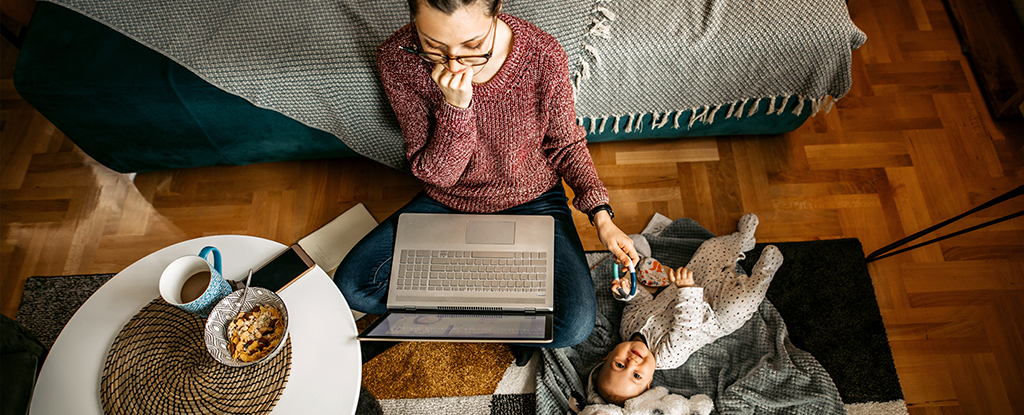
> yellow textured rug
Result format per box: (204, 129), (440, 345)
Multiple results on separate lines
(359, 316), (515, 400)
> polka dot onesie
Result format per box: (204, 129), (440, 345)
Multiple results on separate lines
(617, 213), (784, 370)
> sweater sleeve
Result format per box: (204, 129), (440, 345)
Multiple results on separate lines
(538, 46), (609, 213)
(377, 46), (479, 188)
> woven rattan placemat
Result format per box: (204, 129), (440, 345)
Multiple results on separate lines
(100, 299), (291, 415)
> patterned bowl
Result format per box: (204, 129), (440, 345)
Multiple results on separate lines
(204, 287), (289, 367)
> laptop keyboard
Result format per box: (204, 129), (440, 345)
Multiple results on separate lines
(395, 249), (548, 294)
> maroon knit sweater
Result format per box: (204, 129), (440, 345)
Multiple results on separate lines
(377, 14), (609, 214)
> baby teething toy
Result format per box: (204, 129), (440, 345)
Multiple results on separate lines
(613, 258), (637, 301)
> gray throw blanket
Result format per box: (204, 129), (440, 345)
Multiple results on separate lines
(42, 0), (863, 169)
(572, 0), (866, 134)
(536, 219), (844, 415)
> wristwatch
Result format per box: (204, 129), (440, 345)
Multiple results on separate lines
(588, 204), (614, 226)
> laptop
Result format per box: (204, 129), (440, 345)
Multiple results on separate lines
(357, 213), (555, 343)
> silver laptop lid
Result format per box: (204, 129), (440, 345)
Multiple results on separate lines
(388, 213), (555, 312)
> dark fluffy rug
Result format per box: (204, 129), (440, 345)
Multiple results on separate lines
(742, 239), (903, 404)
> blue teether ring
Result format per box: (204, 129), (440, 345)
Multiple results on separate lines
(613, 262), (637, 298)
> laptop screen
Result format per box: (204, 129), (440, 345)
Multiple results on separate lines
(359, 311), (552, 342)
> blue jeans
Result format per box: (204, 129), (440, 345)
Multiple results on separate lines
(335, 184), (596, 348)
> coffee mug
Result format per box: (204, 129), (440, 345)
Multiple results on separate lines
(159, 246), (233, 318)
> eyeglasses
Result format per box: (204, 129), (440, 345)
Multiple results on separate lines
(401, 18), (497, 66)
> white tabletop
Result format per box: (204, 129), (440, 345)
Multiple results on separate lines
(29, 235), (361, 415)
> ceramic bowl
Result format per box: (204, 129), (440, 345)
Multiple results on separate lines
(204, 287), (289, 367)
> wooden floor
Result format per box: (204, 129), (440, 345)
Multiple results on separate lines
(2, 0), (1023, 413)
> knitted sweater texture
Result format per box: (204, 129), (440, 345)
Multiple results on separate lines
(377, 14), (609, 213)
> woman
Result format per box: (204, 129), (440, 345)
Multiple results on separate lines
(336, 0), (639, 358)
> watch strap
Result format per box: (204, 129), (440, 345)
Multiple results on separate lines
(588, 204), (614, 226)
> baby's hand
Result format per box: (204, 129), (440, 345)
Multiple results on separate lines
(610, 275), (632, 297)
(668, 267), (695, 288)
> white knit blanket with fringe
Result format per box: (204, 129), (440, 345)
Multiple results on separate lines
(41, 0), (863, 170)
(572, 0), (866, 135)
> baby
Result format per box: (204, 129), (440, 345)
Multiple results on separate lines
(589, 214), (784, 406)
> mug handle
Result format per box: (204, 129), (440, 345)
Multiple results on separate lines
(198, 246), (222, 275)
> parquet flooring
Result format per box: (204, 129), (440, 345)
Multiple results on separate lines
(2, 0), (1023, 412)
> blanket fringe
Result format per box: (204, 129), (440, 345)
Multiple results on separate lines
(650, 112), (666, 129)
(825, 96), (837, 114)
(581, 94), (837, 135)
(588, 17), (613, 39)
(573, 0), (617, 92)
(777, 95), (791, 115)
(689, 106), (710, 129)
(584, 44), (602, 67)
(656, 112), (671, 129)
(748, 98), (762, 117)
(595, 5), (617, 21)
(735, 99), (748, 119)
(792, 95), (805, 116)
(572, 1), (841, 132)
(707, 105), (721, 125)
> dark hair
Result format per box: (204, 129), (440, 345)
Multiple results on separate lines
(406, 0), (501, 18)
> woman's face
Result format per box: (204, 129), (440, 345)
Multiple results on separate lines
(414, 3), (494, 74)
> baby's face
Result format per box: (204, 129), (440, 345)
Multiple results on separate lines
(598, 340), (656, 402)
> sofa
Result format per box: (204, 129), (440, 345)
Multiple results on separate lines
(15, 0), (865, 173)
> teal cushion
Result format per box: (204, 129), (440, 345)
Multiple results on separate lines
(14, 2), (356, 173)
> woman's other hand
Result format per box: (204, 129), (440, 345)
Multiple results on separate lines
(431, 64), (473, 108)
(593, 211), (640, 268)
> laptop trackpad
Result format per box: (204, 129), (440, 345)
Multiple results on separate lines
(466, 221), (515, 245)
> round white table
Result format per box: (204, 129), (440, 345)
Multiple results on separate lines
(29, 235), (361, 415)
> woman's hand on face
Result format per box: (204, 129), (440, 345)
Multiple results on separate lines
(431, 64), (473, 109)
(593, 211), (640, 268)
